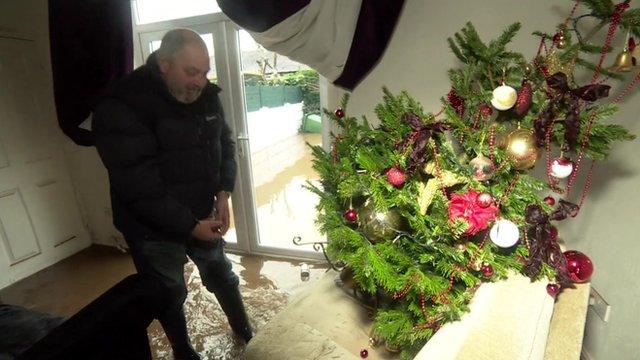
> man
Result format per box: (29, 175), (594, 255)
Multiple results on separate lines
(93, 29), (252, 360)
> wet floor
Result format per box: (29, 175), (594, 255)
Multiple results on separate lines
(0, 245), (329, 359)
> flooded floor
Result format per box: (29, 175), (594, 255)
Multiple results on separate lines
(0, 245), (329, 359)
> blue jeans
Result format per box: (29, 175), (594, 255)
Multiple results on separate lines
(128, 239), (239, 304)
(126, 238), (240, 347)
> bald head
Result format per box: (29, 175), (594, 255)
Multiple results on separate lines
(157, 28), (207, 62)
(157, 29), (210, 104)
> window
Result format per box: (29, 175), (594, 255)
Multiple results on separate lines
(133, 0), (222, 25)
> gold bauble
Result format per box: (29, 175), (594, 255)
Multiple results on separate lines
(609, 50), (634, 72)
(504, 129), (540, 170)
(369, 328), (381, 347)
(385, 341), (401, 354)
(359, 200), (404, 243)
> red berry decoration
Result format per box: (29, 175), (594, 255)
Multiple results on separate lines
(564, 250), (594, 283)
(549, 226), (558, 240)
(515, 80), (533, 116)
(544, 196), (556, 206)
(447, 89), (465, 116)
(334, 108), (345, 119)
(546, 283), (560, 297)
(386, 167), (406, 188)
(552, 32), (564, 45)
(360, 349), (369, 358)
(476, 192), (493, 208)
(481, 263), (494, 277)
(344, 208), (358, 222)
(479, 103), (493, 117)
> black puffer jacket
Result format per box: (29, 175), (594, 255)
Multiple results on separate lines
(93, 53), (236, 243)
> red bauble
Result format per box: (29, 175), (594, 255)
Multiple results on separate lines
(481, 263), (494, 277)
(544, 196), (556, 206)
(546, 283), (560, 297)
(334, 108), (345, 119)
(564, 250), (594, 283)
(476, 192), (493, 208)
(549, 226), (558, 240)
(344, 208), (358, 222)
(360, 349), (369, 358)
(386, 167), (406, 187)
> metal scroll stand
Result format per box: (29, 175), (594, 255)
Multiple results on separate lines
(292, 236), (345, 272)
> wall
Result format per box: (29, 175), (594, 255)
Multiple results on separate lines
(326, 1), (640, 359)
(0, 0), (121, 247)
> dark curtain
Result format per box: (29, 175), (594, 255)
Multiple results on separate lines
(216, 0), (311, 32)
(332, 1), (405, 90)
(49, 0), (133, 146)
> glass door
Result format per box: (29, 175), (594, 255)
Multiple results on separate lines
(136, 20), (326, 259)
(230, 29), (325, 259)
(138, 22), (248, 254)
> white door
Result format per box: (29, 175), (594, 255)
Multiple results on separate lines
(0, 37), (91, 289)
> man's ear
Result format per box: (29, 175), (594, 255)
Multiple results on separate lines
(158, 58), (171, 75)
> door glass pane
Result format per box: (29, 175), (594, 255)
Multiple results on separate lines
(238, 30), (322, 252)
(134, 0), (222, 25)
(224, 201), (238, 245)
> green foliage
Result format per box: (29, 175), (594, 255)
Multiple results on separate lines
(272, 69), (320, 116)
(245, 69), (320, 117)
(579, 0), (640, 36)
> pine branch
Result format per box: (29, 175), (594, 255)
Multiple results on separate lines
(575, 58), (625, 80)
(488, 22), (522, 57)
(447, 37), (468, 63)
(581, 0), (614, 17)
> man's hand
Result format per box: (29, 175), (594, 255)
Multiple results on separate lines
(191, 218), (223, 242)
(214, 191), (231, 235)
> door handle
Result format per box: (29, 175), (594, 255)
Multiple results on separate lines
(236, 133), (249, 157)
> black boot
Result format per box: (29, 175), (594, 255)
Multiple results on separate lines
(215, 286), (253, 343)
(172, 344), (200, 360)
(159, 308), (200, 360)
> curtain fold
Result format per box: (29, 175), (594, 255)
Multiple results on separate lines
(218, 0), (405, 91)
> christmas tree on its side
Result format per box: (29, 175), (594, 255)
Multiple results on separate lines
(308, 1), (638, 358)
